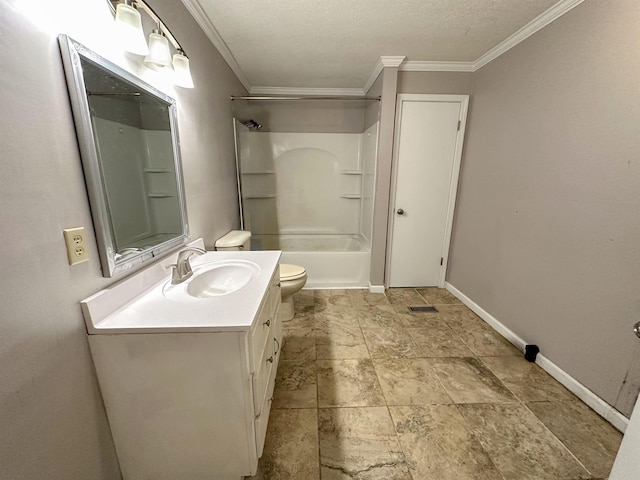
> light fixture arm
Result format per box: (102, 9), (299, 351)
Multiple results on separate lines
(108, 0), (189, 58)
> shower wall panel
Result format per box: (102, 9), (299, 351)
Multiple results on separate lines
(239, 132), (363, 236)
(360, 122), (379, 245)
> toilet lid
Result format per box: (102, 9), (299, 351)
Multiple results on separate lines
(280, 264), (306, 280)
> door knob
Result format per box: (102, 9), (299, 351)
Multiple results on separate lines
(397, 208), (405, 215)
(634, 321), (640, 339)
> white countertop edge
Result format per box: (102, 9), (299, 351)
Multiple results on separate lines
(88, 325), (255, 334)
(81, 240), (282, 335)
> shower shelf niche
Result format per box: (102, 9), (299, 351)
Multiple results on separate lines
(148, 193), (175, 198)
(244, 194), (276, 199)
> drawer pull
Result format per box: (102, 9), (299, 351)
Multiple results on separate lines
(267, 356), (274, 364)
(264, 318), (271, 327)
(274, 337), (280, 355)
(277, 282), (281, 287)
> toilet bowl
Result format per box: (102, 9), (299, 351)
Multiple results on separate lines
(214, 230), (307, 322)
(278, 264), (307, 322)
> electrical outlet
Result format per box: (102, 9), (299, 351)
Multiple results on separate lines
(63, 227), (89, 265)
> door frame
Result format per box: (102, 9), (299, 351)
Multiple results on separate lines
(385, 94), (469, 288)
(610, 380), (640, 477)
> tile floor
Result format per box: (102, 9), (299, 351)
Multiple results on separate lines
(248, 288), (622, 480)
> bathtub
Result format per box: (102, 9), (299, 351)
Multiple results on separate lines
(252, 234), (370, 289)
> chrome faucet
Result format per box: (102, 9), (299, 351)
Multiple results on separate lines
(170, 247), (206, 284)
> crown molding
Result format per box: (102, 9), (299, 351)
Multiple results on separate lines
(364, 0), (583, 82)
(399, 61), (475, 72)
(180, 0), (251, 91)
(182, 0), (583, 95)
(363, 58), (384, 94)
(363, 56), (407, 93)
(249, 86), (366, 97)
(380, 56), (406, 67)
(472, 0), (585, 70)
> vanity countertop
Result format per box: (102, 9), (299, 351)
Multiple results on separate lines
(81, 241), (281, 334)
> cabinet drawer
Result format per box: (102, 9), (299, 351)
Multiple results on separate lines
(270, 264), (281, 313)
(252, 335), (279, 415)
(248, 302), (272, 372)
(248, 267), (281, 371)
(255, 347), (279, 458)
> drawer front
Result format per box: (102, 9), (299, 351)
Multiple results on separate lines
(248, 301), (272, 372)
(255, 347), (279, 458)
(270, 264), (281, 314)
(249, 264), (282, 419)
(248, 267), (281, 372)
(253, 320), (283, 416)
(252, 335), (275, 414)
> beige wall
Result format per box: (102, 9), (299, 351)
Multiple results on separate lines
(447, 0), (640, 406)
(232, 99), (370, 133)
(0, 1), (245, 478)
(364, 73), (383, 129)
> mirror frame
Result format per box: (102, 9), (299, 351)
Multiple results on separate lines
(58, 35), (189, 277)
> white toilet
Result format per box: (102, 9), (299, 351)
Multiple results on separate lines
(215, 230), (307, 322)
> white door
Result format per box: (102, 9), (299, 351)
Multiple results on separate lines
(609, 322), (640, 478)
(388, 95), (469, 287)
(610, 394), (640, 478)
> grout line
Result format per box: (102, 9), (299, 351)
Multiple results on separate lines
(385, 402), (415, 480)
(285, 288), (604, 479)
(520, 401), (595, 477)
(474, 356), (526, 404)
(312, 291), (321, 478)
(452, 402), (507, 480)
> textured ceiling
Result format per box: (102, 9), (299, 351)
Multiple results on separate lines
(189, 0), (562, 89)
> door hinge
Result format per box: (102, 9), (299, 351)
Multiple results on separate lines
(440, 257), (444, 266)
(457, 120), (461, 131)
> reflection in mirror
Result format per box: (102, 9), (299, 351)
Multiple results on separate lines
(59, 35), (189, 277)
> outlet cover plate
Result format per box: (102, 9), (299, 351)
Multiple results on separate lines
(63, 227), (89, 265)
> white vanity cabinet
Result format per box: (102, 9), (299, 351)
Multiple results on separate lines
(83, 249), (282, 480)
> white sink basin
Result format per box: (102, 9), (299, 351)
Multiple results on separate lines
(163, 259), (261, 301)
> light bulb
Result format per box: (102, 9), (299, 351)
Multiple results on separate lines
(144, 31), (172, 70)
(173, 51), (194, 88)
(114, 3), (149, 56)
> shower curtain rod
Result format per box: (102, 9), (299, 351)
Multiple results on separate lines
(230, 95), (381, 101)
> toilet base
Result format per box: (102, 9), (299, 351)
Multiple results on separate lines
(278, 273), (307, 322)
(279, 294), (295, 322)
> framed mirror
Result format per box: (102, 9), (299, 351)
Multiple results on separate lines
(58, 35), (189, 277)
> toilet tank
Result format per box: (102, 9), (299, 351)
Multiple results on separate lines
(214, 230), (252, 251)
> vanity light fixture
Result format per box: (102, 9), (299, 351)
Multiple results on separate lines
(109, 0), (194, 88)
(113, 0), (149, 56)
(144, 28), (172, 70)
(172, 50), (195, 88)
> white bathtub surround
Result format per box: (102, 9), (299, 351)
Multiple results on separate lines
(92, 118), (181, 248)
(360, 122), (379, 245)
(239, 132), (363, 234)
(237, 125), (378, 288)
(445, 282), (629, 433)
(254, 234), (370, 289)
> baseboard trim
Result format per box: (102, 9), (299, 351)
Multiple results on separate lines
(445, 282), (629, 433)
(369, 284), (385, 294)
